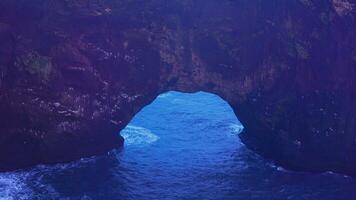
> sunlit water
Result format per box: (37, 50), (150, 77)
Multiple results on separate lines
(1, 91), (356, 199)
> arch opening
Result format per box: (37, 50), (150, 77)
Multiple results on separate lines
(117, 91), (248, 197)
(120, 91), (244, 147)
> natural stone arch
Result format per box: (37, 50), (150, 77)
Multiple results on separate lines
(0, 0), (354, 176)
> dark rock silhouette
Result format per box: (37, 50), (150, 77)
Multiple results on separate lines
(0, 0), (355, 175)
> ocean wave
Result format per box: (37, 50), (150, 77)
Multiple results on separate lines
(229, 123), (244, 134)
(0, 173), (31, 200)
(120, 125), (159, 146)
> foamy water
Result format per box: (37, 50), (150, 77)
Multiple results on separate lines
(121, 125), (160, 145)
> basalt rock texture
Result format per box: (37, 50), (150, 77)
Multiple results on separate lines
(0, 0), (355, 175)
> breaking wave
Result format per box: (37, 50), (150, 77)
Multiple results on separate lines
(0, 173), (31, 200)
(229, 123), (244, 134)
(120, 125), (159, 145)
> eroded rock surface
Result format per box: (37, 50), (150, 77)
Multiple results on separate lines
(0, 0), (355, 175)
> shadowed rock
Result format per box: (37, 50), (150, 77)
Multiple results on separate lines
(0, 0), (355, 176)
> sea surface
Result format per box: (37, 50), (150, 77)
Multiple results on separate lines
(0, 91), (355, 199)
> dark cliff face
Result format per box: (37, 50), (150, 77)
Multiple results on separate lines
(0, 0), (355, 175)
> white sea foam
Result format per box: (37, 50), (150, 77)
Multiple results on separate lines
(157, 92), (172, 99)
(266, 162), (292, 173)
(0, 173), (31, 200)
(229, 123), (244, 134)
(121, 125), (159, 145)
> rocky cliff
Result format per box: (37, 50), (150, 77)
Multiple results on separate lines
(0, 0), (355, 175)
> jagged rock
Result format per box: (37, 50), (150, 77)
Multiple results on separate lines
(0, 0), (355, 175)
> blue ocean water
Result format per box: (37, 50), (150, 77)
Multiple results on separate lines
(0, 91), (355, 199)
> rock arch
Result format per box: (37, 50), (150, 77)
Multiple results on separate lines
(0, 0), (355, 175)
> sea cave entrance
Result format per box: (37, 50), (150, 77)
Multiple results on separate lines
(120, 91), (244, 147)
(116, 91), (247, 198)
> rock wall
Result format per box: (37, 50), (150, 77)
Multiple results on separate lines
(0, 0), (355, 175)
